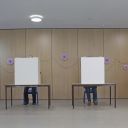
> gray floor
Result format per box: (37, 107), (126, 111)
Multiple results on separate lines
(0, 99), (128, 128)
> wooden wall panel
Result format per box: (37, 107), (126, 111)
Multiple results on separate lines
(78, 29), (104, 98)
(0, 30), (25, 99)
(52, 29), (78, 99)
(26, 29), (52, 99)
(0, 28), (128, 99)
(104, 29), (128, 98)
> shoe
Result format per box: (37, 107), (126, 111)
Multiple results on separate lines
(93, 100), (98, 105)
(87, 101), (91, 106)
(24, 102), (28, 105)
(32, 102), (36, 105)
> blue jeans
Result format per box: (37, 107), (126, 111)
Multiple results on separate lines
(24, 87), (36, 104)
(85, 87), (97, 102)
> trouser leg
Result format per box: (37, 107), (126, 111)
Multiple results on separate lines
(32, 87), (36, 104)
(85, 87), (91, 102)
(24, 87), (29, 104)
(92, 87), (97, 102)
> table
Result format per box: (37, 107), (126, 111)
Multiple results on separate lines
(5, 84), (51, 110)
(72, 83), (116, 108)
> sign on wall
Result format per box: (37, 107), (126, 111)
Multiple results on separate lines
(14, 57), (41, 85)
(81, 57), (105, 84)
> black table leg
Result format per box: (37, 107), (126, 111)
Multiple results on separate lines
(11, 86), (12, 107)
(5, 86), (7, 110)
(48, 86), (51, 109)
(110, 86), (111, 105)
(114, 85), (116, 108)
(72, 85), (74, 109)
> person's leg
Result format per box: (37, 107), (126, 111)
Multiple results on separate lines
(85, 87), (91, 105)
(92, 87), (98, 105)
(32, 87), (36, 105)
(24, 87), (29, 105)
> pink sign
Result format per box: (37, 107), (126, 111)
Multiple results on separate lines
(123, 64), (128, 70)
(61, 53), (68, 61)
(7, 58), (14, 65)
(105, 57), (111, 64)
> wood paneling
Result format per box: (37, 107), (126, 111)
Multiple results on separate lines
(104, 29), (128, 98)
(0, 30), (25, 99)
(0, 28), (128, 99)
(78, 29), (104, 98)
(26, 29), (52, 99)
(52, 29), (78, 99)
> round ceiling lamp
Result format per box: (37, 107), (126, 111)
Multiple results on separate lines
(29, 15), (43, 22)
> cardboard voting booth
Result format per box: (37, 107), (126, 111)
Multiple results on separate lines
(81, 57), (105, 84)
(14, 57), (41, 85)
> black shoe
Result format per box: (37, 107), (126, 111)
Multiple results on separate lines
(93, 100), (98, 105)
(87, 101), (91, 106)
(24, 102), (28, 105)
(32, 102), (36, 105)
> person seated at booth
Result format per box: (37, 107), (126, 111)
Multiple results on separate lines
(24, 87), (36, 105)
(84, 86), (98, 105)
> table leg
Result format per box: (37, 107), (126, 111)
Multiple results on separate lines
(48, 86), (51, 109)
(5, 86), (7, 110)
(114, 85), (116, 108)
(110, 86), (111, 105)
(72, 85), (74, 109)
(11, 86), (12, 107)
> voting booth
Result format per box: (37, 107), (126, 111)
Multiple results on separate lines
(81, 57), (105, 84)
(14, 57), (41, 85)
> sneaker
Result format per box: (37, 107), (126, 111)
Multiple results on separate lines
(32, 103), (36, 105)
(24, 102), (28, 105)
(87, 101), (91, 106)
(93, 100), (98, 105)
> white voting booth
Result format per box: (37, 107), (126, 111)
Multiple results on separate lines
(81, 57), (105, 84)
(14, 57), (41, 85)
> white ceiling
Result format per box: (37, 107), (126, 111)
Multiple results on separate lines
(0, 0), (128, 29)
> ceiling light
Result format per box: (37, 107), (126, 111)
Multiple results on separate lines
(29, 15), (43, 22)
